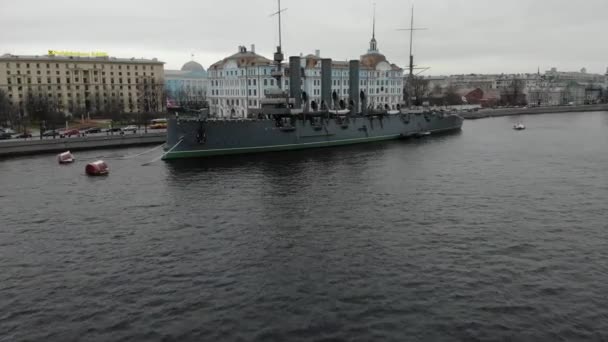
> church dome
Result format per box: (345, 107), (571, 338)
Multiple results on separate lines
(360, 52), (387, 69)
(181, 60), (205, 72)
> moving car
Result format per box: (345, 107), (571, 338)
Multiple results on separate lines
(14, 132), (33, 139)
(42, 130), (59, 137)
(60, 129), (80, 138)
(149, 118), (167, 129)
(85, 127), (102, 134)
(122, 125), (138, 133)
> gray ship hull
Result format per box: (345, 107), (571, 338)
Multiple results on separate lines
(163, 113), (463, 160)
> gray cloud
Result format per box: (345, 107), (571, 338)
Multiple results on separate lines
(1, 0), (606, 75)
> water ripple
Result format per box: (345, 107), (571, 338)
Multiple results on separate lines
(1, 112), (608, 341)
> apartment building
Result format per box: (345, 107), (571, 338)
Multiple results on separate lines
(0, 53), (165, 117)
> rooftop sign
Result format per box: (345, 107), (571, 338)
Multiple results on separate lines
(48, 50), (108, 57)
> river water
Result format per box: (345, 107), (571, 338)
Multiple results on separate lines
(1, 111), (608, 341)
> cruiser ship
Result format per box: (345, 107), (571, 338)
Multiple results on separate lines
(162, 3), (463, 160)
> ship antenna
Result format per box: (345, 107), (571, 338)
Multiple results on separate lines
(270, 0), (288, 90)
(397, 5), (428, 107)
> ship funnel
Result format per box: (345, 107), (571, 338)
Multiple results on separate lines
(321, 58), (332, 110)
(289, 56), (302, 108)
(349, 60), (360, 113)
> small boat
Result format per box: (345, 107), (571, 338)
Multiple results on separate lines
(57, 151), (75, 164)
(85, 160), (109, 176)
(513, 123), (526, 130)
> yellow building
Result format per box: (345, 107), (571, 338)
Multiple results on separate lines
(0, 53), (165, 117)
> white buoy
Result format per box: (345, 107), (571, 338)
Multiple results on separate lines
(57, 151), (75, 164)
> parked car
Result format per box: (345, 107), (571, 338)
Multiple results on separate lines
(85, 127), (102, 134)
(106, 127), (123, 133)
(122, 125), (138, 133)
(42, 130), (59, 137)
(0, 128), (16, 134)
(60, 129), (80, 138)
(0, 132), (12, 140)
(13, 132), (32, 139)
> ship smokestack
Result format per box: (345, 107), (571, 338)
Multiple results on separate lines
(349, 60), (360, 113)
(321, 58), (332, 110)
(289, 56), (302, 108)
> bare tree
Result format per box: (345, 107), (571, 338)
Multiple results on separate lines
(443, 85), (462, 106)
(25, 89), (62, 137)
(137, 77), (166, 131)
(0, 89), (15, 127)
(432, 84), (443, 96)
(410, 76), (430, 106)
(501, 77), (526, 106)
(104, 94), (124, 124)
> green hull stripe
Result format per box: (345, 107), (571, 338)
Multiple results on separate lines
(162, 134), (401, 160)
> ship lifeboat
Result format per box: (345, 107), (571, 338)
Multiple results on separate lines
(57, 151), (75, 164)
(85, 160), (109, 176)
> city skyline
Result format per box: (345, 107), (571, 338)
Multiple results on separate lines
(1, 0), (607, 75)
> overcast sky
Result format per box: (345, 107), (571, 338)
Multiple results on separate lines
(1, 0), (607, 76)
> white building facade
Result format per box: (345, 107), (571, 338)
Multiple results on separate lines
(207, 33), (404, 118)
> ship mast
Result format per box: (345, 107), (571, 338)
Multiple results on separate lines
(270, 0), (287, 90)
(398, 6), (427, 107)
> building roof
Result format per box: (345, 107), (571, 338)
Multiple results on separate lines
(0, 53), (164, 64)
(209, 48), (272, 69)
(181, 60), (205, 72)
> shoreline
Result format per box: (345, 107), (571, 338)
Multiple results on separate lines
(0, 133), (166, 158)
(459, 104), (608, 120)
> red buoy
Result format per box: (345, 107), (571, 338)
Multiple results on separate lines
(85, 160), (109, 176)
